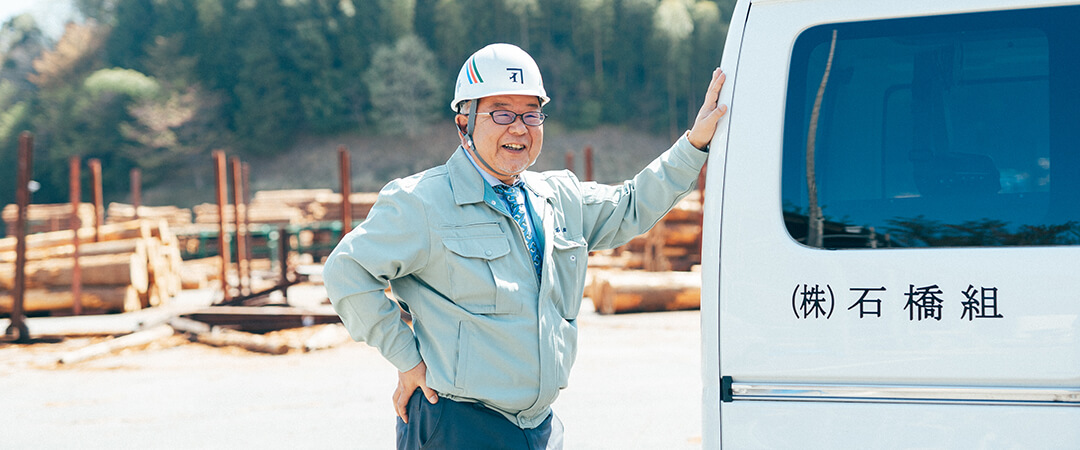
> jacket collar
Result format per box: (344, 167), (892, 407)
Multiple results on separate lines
(447, 146), (555, 205)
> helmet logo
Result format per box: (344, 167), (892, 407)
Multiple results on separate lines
(466, 57), (484, 84)
(507, 68), (524, 84)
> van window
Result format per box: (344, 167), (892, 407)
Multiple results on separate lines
(781, 6), (1080, 249)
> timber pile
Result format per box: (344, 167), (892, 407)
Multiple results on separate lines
(582, 191), (705, 314)
(107, 202), (192, 226)
(192, 189), (331, 226)
(191, 189), (380, 226)
(590, 191), (703, 272)
(305, 191), (380, 222)
(0, 219), (184, 314)
(192, 202), (306, 226)
(2, 203), (97, 235)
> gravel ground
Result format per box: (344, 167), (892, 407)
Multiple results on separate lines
(1, 290), (702, 449)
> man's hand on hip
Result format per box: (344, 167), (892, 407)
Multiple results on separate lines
(393, 360), (438, 423)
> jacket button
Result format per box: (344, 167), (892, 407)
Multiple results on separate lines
(485, 250), (492, 256)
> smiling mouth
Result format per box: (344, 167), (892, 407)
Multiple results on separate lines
(502, 143), (526, 152)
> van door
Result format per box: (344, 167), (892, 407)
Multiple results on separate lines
(701, 1), (1080, 448)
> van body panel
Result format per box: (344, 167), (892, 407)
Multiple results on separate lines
(722, 402), (1080, 449)
(700, 0), (752, 446)
(702, 0), (1080, 447)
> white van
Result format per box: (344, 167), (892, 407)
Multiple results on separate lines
(700, 0), (1080, 447)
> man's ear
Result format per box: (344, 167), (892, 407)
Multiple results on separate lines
(455, 115), (470, 148)
(455, 114), (468, 134)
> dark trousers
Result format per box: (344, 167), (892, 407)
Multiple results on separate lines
(396, 389), (563, 450)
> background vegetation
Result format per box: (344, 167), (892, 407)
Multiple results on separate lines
(0, 0), (734, 212)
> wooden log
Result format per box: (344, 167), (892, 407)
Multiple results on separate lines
(0, 236), (150, 263)
(0, 220), (150, 253)
(163, 243), (183, 297)
(252, 188), (334, 207)
(191, 327), (290, 355)
(308, 192), (380, 221)
(106, 202), (192, 226)
(0, 286), (141, 313)
(169, 316), (213, 334)
(663, 223), (703, 247)
(2, 203), (97, 234)
(0, 252), (150, 292)
(57, 324), (174, 364)
(193, 203), (305, 225)
(593, 270), (700, 315)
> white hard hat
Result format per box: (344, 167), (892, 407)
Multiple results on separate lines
(450, 43), (549, 112)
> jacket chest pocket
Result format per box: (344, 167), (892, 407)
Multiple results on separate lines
(440, 225), (520, 314)
(550, 233), (588, 319)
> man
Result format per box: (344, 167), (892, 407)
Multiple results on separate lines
(324, 43), (726, 449)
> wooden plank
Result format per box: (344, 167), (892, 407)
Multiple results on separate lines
(182, 305), (341, 333)
(190, 327), (289, 355)
(57, 324), (175, 364)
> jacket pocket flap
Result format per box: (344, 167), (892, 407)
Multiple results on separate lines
(443, 236), (511, 260)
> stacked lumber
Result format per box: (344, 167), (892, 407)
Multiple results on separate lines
(191, 189), (382, 227)
(305, 191), (380, 222)
(0, 219), (183, 314)
(193, 202), (305, 226)
(598, 191), (703, 272)
(251, 189), (334, 208)
(578, 191), (706, 314)
(106, 202), (192, 226)
(2, 203), (97, 235)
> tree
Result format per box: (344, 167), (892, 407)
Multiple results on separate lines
(653, 0), (694, 140)
(364, 35), (442, 136)
(230, 1), (298, 154)
(28, 21), (107, 90)
(503, 0), (539, 49)
(432, 0), (468, 71)
(689, 1), (725, 123)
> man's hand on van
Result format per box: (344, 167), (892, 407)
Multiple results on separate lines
(394, 360), (438, 424)
(688, 68), (728, 151)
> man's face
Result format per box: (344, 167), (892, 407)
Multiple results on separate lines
(457, 95), (544, 184)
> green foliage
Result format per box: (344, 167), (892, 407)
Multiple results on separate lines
(364, 35), (443, 136)
(83, 68), (160, 99)
(0, 0), (734, 208)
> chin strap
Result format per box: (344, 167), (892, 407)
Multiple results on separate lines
(458, 107), (519, 180)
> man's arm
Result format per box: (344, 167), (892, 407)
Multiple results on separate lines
(578, 69), (727, 249)
(323, 182), (438, 420)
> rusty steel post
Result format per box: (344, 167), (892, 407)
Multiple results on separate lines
(242, 162), (252, 290)
(6, 132), (33, 341)
(213, 150), (231, 301)
(70, 156), (83, 316)
(231, 156), (247, 295)
(584, 146), (594, 182)
(130, 168), (142, 219)
(89, 158), (103, 242)
(278, 226), (290, 303)
(565, 151), (575, 176)
(338, 146), (352, 240)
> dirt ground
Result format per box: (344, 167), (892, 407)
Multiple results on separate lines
(1, 287), (703, 449)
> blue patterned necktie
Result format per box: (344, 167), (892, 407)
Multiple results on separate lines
(493, 183), (543, 282)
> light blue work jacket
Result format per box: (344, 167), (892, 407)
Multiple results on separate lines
(324, 135), (707, 428)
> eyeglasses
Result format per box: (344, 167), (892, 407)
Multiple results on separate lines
(482, 110), (547, 126)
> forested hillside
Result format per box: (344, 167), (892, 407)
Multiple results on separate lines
(0, 0), (734, 209)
